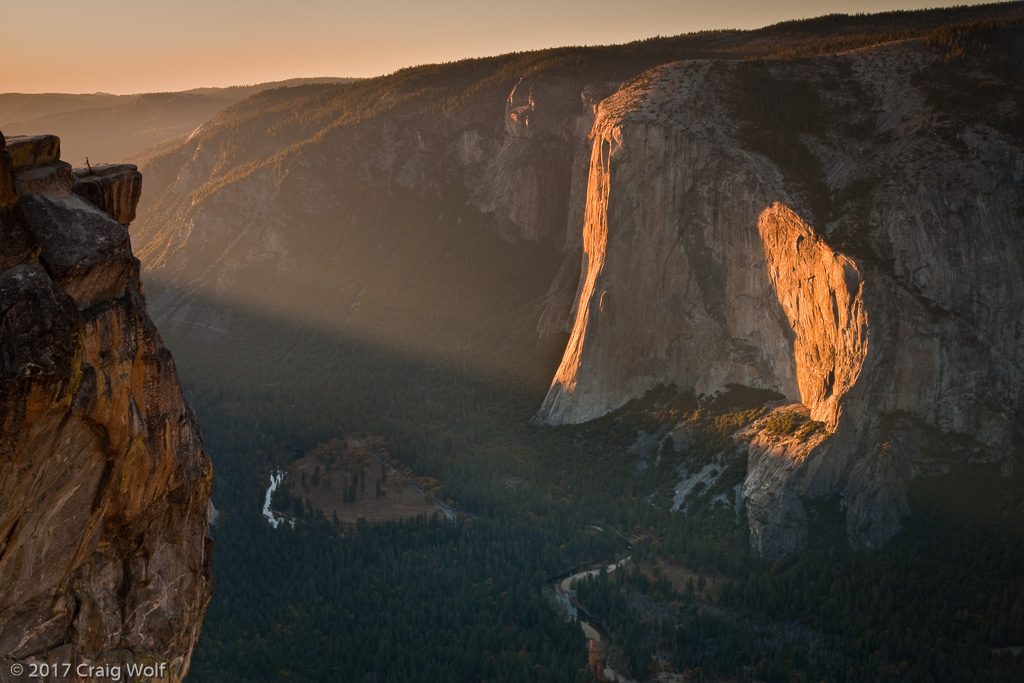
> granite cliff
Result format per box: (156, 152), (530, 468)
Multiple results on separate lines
(0, 133), (211, 681)
(536, 33), (1024, 556)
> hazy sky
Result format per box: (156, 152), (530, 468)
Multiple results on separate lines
(1, 0), (1002, 94)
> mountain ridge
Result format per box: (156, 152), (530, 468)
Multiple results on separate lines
(0, 78), (358, 168)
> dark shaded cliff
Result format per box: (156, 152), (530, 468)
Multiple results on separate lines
(0, 133), (211, 681)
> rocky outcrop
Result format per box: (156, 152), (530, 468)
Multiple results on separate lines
(758, 204), (868, 429)
(537, 38), (1024, 556)
(4, 135), (61, 169)
(741, 405), (830, 560)
(72, 164), (144, 227)
(0, 138), (39, 272)
(0, 131), (212, 681)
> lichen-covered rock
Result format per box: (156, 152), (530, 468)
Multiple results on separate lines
(4, 135), (61, 170)
(0, 133), (211, 682)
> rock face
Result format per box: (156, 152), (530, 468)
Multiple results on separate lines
(0, 132), (212, 681)
(538, 63), (804, 426)
(468, 76), (601, 244)
(537, 39), (1024, 557)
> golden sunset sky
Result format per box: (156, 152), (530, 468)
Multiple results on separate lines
(2, 0), (1002, 94)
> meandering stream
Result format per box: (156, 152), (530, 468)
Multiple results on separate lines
(552, 556), (635, 682)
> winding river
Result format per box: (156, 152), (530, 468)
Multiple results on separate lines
(552, 556), (635, 683)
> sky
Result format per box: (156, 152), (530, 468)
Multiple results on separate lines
(0, 0), (1004, 94)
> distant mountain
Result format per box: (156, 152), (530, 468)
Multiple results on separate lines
(0, 78), (356, 166)
(0, 92), (124, 124)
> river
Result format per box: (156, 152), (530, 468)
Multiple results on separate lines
(552, 556), (635, 683)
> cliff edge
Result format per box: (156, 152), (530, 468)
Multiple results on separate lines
(0, 133), (212, 681)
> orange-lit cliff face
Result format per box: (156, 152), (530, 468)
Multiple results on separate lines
(758, 203), (868, 430)
(0, 133), (211, 681)
(537, 40), (1024, 557)
(539, 63), (807, 426)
